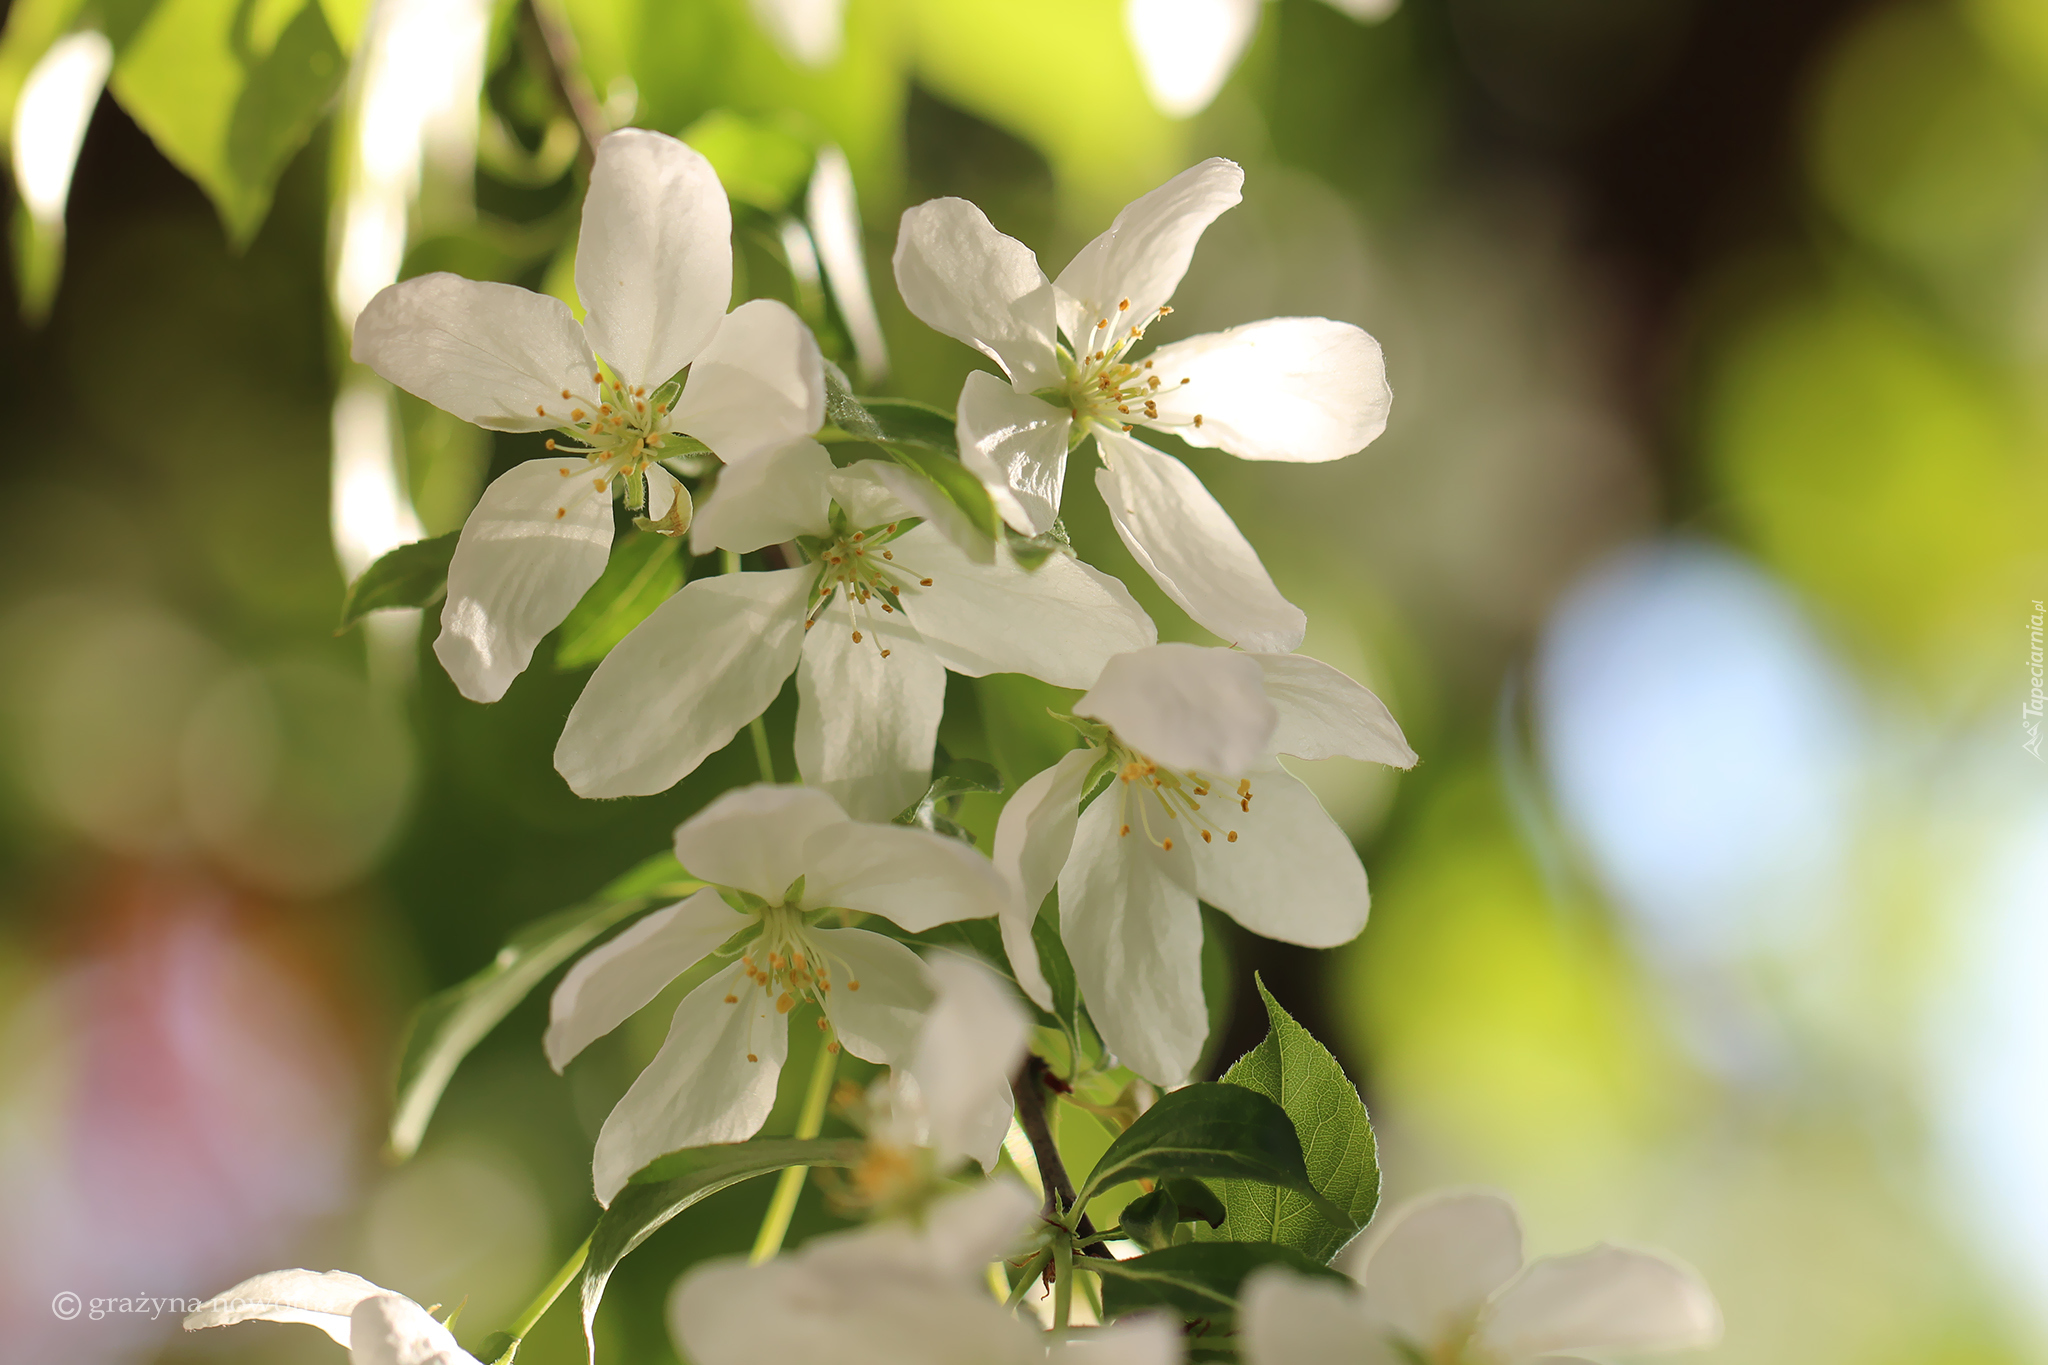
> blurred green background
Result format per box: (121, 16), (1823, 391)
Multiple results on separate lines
(0, 0), (2043, 1362)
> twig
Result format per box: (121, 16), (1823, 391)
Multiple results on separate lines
(519, 0), (608, 166)
(1010, 1055), (1114, 1259)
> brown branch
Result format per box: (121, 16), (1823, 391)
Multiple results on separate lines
(1011, 1055), (1115, 1259)
(519, 0), (608, 167)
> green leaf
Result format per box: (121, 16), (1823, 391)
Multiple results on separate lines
(1076, 1082), (1349, 1230)
(581, 1138), (867, 1358)
(1119, 1178), (1223, 1252)
(886, 441), (1000, 542)
(110, 0), (345, 246)
(388, 850), (700, 1159)
(1090, 1241), (1347, 1321)
(554, 531), (686, 670)
(861, 397), (958, 453)
(820, 359), (882, 439)
(1191, 976), (1380, 1263)
(891, 756), (1002, 839)
(1004, 520), (1072, 571)
(680, 108), (814, 212)
(337, 531), (459, 630)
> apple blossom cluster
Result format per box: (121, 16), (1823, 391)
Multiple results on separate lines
(187, 129), (1720, 1364)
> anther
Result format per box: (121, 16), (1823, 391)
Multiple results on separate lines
(560, 389), (572, 399)
(1121, 824), (1131, 836)
(817, 1016), (828, 1030)
(572, 408), (585, 419)
(1163, 838), (1174, 851)
(536, 405), (546, 416)
(747, 1053), (759, 1063)
(634, 386), (645, 396)
(724, 994), (738, 1003)
(879, 648), (890, 658)
(546, 440), (558, 450)
(1118, 298), (1130, 311)
(1202, 830), (1213, 843)
(852, 630), (863, 643)
(1227, 831), (1239, 842)
(848, 980), (861, 991)
(919, 577), (932, 587)
(777, 993), (795, 1014)
(827, 1042), (841, 1054)
(1096, 318), (1109, 330)
(592, 372), (603, 384)
(554, 508), (567, 519)
(882, 550), (893, 559)
(1194, 414), (1205, 427)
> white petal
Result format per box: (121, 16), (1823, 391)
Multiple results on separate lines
(434, 458), (615, 703)
(352, 273), (595, 432)
(545, 887), (753, 1070)
(1346, 1190), (1523, 1349)
(690, 437), (834, 554)
(1125, 0), (1261, 119)
(644, 462), (686, 523)
(892, 197), (1061, 390)
(861, 458), (997, 565)
(910, 953), (1030, 1169)
(898, 527), (1158, 686)
(801, 1178), (1042, 1287)
(1053, 159), (1242, 346)
(991, 747), (1097, 1010)
(1253, 652), (1417, 766)
(807, 145), (889, 382)
(747, 0), (846, 67)
(1320, 0), (1399, 16)
(1143, 318), (1390, 462)
(1058, 1313), (1188, 1365)
(812, 927), (933, 1064)
(800, 817), (1012, 931)
(1094, 429), (1305, 652)
(1075, 642), (1276, 774)
(1058, 792), (1205, 1085)
(1189, 764), (1367, 947)
(674, 783), (852, 900)
(956, 369), (1073, 536)
(1239, 1267), (1387, 1365)
(794, 627), (945, 822)
(667, 299), (826, 463)
(592, 961), (786, 1205)
(555, 567), (811, 797)
(350, 1295), (478, 1365)
(828, 460), (921, 527)
(1477, 1246), (1721, 1361)
(577, 129), (731, 388)
(182, 1268), (388, 1346)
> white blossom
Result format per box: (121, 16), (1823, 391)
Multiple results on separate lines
(1239, 1190), (1721, 1365)
(864, 952), (1032, 1174)
(994, 643), (1414, 1084)
(183, 1269), (478, 1365)
(893, 159), (1390, 652)
(1124, 0), (1398, 120)
(554, 446), (1155, 818)
(352, 128), (824, 703)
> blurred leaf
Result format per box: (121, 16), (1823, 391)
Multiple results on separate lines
(1076, 1083), (1347, 1229)
(582, 1137), (867, 1357)
(555, 530), (686, 670)
(0, 0), (160, 129)
(682, 107), (814, 212)
(1192, 976), (1380, 1264)
(1091, 1241), (1346, 1320)
(11, 201), (61, 324)
(109, 0), (345, 246)
(388, 850), (700, 1159)
(336, 530), (458, 630)
(886, 442), (1000, 542)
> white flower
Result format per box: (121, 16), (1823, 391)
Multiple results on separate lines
(748, 0), (845, 68)
(863, 951), (1032, 1174)
(352, 128), (825, 703)
(1124, 0), (1398, 120)
(183, 1269), (478, 1365)
(553, 445), (1156, 818)
(893, 158), (1390, 652)
(669, 1179), (1184, 1365)
(546, 784), (1014, 1204)
(994, 643), (1414, 1084)
(1239, 1190), (1722, 1365)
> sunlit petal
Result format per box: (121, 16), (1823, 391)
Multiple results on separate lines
(545, 887), (753, 1070)
(674, 783), (852, 901)
(667, 299), (826, 464)
(893, 196), (1061, 390)
(957, 370), (1073, 535)
(1053, 158), (1242, 346)
(352, 274), (595, 432)
(793, 627), (945, 822)
(991, 747), (1097, 1010)
(1144, 317), (1390, 462)
(1076, 643), (1276, 775)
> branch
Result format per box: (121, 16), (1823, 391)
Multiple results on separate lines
(518, 0), (608, 166)
(1011, 1055), (1115, 1259)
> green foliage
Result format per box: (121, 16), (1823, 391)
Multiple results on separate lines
(336, 531), (459, 629)
(1119, 1178), (1225, 1252)
(1192, 976), (1380, 1264)
(682, 107), (815, 213)
(554, 531), (687, 670)
(818, 363), (1003, 552)
(1091, 1241), (1347, 1320)
(581, 1137), (868, 1357)
(388, 850), (701, 1159)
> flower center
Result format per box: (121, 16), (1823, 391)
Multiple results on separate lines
(720, 903), (863, 1062)
(536, 368), (680, 521)
(1054, 298), (1201, 436)
(799, 512), (933, 658)
(1101, 733), (1253, 853)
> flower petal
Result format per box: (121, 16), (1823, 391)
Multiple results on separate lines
(991, 747), (1097, 1010)
(555, 567), (811, 798)
(956, 369), (1073, 536)
(897, 527), (1158, 687)
(434, 458), (615, 702)
(350, 1294), (478, 1365)
(746, 0), (846, 67)
(667, 299), (826, 463)
(577, 129), (731, 388)
(794, 627), (945, 822)
(545, 887), (754, 1070)
(1239, 1266), (1388, 1365)
(1143, 317), (1390, 462)
(1060, 1313), (1190, 1365)
(799, 1178), (1042, 1287)
(592, 960), (786, 1205)
(1058, 792), (1205, 1085)
(674, 783), (852, 900)
(1053, 158), (1242, 346)
(1345, 1190), (1523, 1349)
(811, 926), (933, 1064)
(1477, 1246), (1721, 1361)
(689, 437), (834, 554)
(182, 1268), (389, 1346)
(860, 459), (997, 565)
(1125, 0), (1261, 119)
(800, 816), (1012, 931)
(1094, 429), (1306, 652)
(352, 273), (596, 432)
(1189, 764), (1367, 947)
(1253, 652), (1417, 766)
(911, 953), (1030, 1169)
(1075, 642), (1276, 774)
(892, 196), (1060, 390)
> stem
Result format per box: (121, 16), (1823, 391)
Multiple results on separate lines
(518, 0), (608, 164)
(1010, 1056), (1114, 1258)
(503, 1234), (590, 1342)
(747, 1035), (838, 1263)
(1004, 1249), (1052, 1309)
(723, 550), (778, 782)
(1053, 1235), (1074, 1331)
